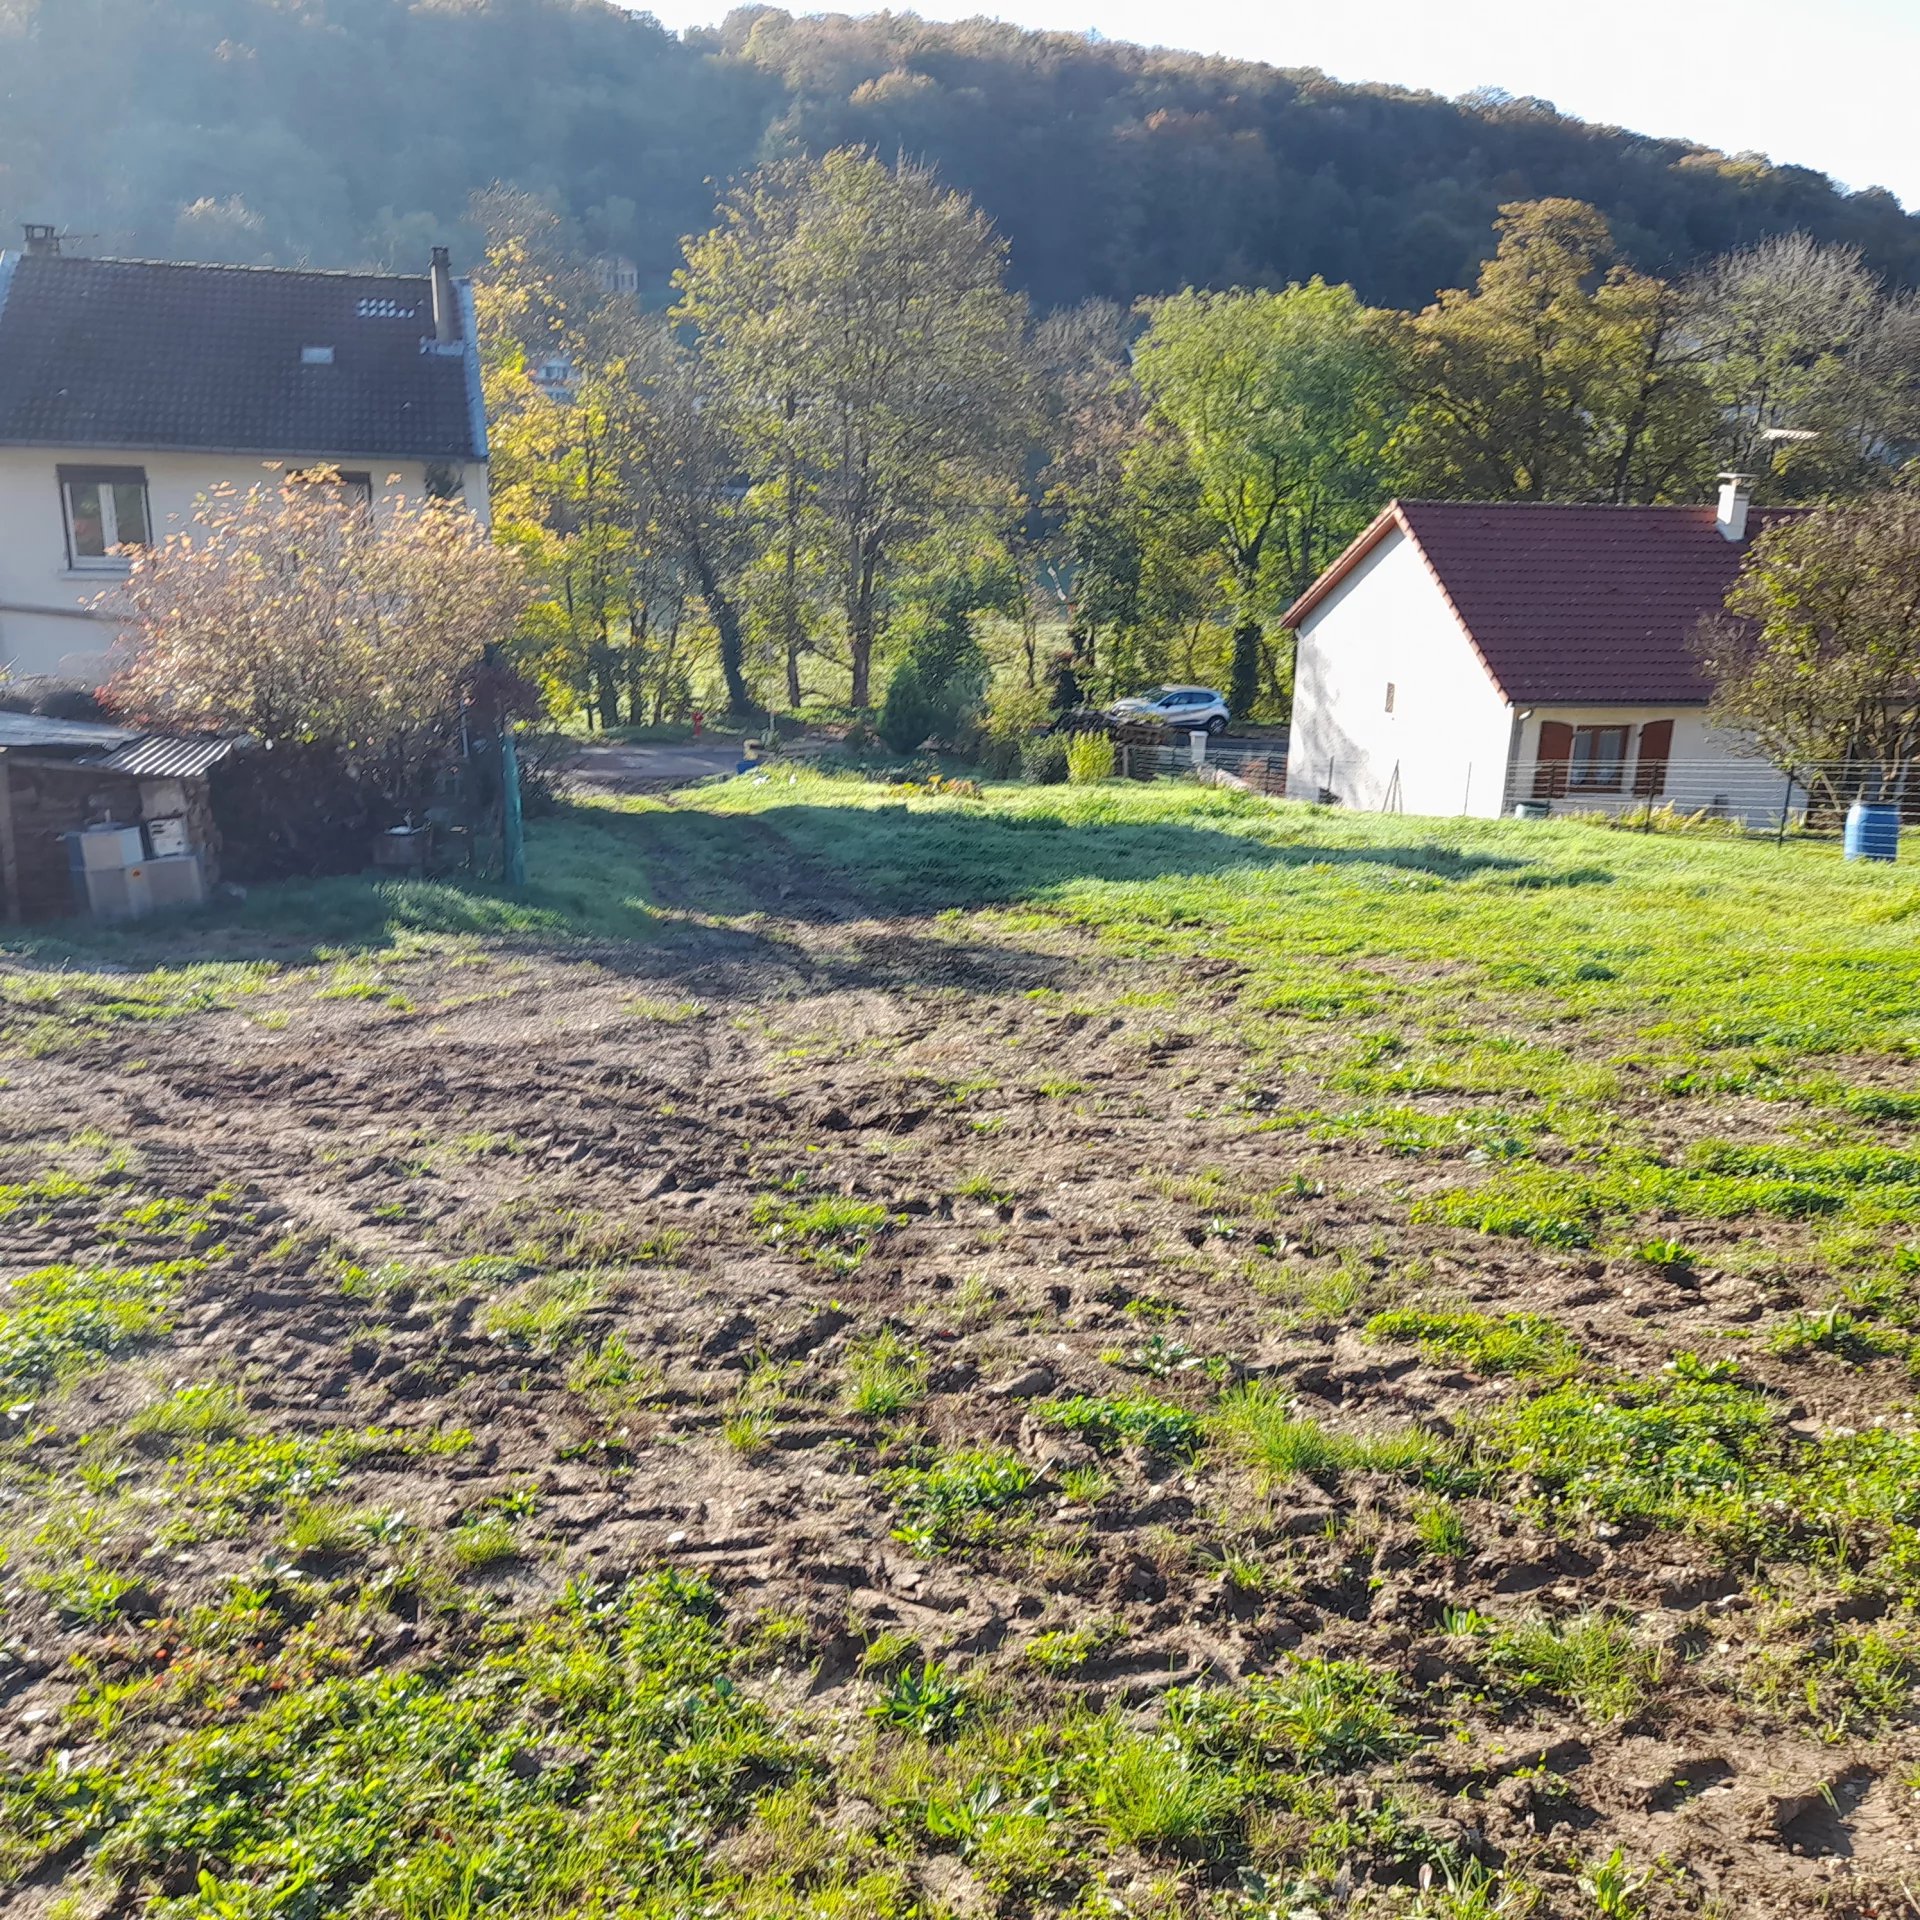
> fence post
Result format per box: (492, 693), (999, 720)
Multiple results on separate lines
(1777, 769), (1795, 849)
(1461, 764), (1472, 816)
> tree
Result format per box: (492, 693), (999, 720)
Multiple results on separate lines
(1131, 278), (1401, 717)
(476, 204), (749, 720)
(1696, 489), (1920, 811)
(1393, 200), (1718, 505)
(107, 477), (531, 805)
(1689, 234), (1920, 495)
(675, 149), (1031, 708)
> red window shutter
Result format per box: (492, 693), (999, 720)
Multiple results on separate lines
(1632, 719), (1673, 797)
(1533, 720), (1573, 798)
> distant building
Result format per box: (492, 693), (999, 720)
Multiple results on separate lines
(0, 227), (490, 682)
(1281, 480), (1803, 822)
(592, 254), (640, 299)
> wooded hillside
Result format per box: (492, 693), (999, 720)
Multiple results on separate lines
(3, 0), (1917, 308)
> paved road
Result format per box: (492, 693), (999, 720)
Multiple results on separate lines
(568, 740), (747, 792)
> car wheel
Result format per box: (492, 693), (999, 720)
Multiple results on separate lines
(1205, 715), (1228, 735)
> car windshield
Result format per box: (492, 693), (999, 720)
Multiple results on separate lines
(1132, 686), (1177, 702)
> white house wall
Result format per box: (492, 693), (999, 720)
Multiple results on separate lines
(1508, 707), (1785, 826)
(1285, 527), (1515, 818)
(0, 448), (490, 683)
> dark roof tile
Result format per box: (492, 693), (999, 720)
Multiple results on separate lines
(0, 253), (484, 462)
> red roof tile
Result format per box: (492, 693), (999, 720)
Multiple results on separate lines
(1284, 499), (1806, 707)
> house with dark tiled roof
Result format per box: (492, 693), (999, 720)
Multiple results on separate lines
(1279, 482), (1801, 822)
(0, 227), (488, 682)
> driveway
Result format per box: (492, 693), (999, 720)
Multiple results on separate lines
(568, 740), (747, 793)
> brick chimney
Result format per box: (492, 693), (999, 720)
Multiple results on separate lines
(1715, 472), (1752, 543)
(22, 223), (60, 257)
(430, 245), (460, 345)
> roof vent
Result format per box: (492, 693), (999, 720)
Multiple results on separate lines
(301, 345), (336, 366)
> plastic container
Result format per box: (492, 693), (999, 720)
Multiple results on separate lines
(1511, 799), (1551, 821)
(1844, 802), (1900, 862)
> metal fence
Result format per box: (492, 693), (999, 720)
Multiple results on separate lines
(1105, 737), (1909, 842)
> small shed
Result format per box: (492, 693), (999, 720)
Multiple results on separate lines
(0, 710), (244, 922)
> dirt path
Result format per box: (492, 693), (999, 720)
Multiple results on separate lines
(567, 738), (747, 792)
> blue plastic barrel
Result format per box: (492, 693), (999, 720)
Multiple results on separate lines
(1843, 802), (1900, 862)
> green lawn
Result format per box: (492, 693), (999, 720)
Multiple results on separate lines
(3, 772), (1918, 1920)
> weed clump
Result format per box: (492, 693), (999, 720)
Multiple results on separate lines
(1365, 1306), (1581, 1378)
(1035, 1394), (1204, 1457)
(883, 1448), (1037, 1555)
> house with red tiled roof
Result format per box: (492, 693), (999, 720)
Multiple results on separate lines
(1280, 480), (1799, 822)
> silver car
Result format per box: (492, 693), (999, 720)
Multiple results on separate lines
(1108, 684), (1231, 734)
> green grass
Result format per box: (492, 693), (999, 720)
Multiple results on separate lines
(9, 773), (1920, 1918)
(883, 1447), (1038, 1556)
(1365, 1306), (1582, 1378)
(1211, 1379), (1455, 1485)
(843, 1328), (927, 1418)
(751, 1192), (895, 1271)
(1483, 1612), (1661, 1724)
(1033, 1393), (1205, 1457)
(124, 1381), (250, 1450)
(0, 1259), (198, 1389)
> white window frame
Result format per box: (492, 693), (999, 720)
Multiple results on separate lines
(59, 465), (151, 571)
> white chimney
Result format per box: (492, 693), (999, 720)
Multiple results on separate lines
(430, 245), (460, 346)
(1715, 472), (1752, 543)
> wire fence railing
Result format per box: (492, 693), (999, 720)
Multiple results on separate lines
(1101, 737), (1914, 843)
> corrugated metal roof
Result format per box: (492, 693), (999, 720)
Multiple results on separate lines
(0, 709), (136, 751)
(93, 733), (248, 779)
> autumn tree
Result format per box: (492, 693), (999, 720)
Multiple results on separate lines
(108, 477), (531, 803)
(1393, 199), (1718, 505)
(1131, 278), (1401, 717)
(475, 202), (749, 721)
(675, 149), (1031, 708)
(1697, 488), (1920, 810)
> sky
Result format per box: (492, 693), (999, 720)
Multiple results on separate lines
(626, 0), (1920, 212)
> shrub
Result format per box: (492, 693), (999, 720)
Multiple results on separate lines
(978, 678), (1056, 777)
(1065, 730), (1116, 785)
(108, 477), (532, 814)
(1020, 733), (1071, 784)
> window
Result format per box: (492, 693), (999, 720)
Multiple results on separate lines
(1568, 725), (1630, 791)
(1384, 681), (1396, 714)
(1534, 721), (1631, 798)
(59, 466), (150, 568)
